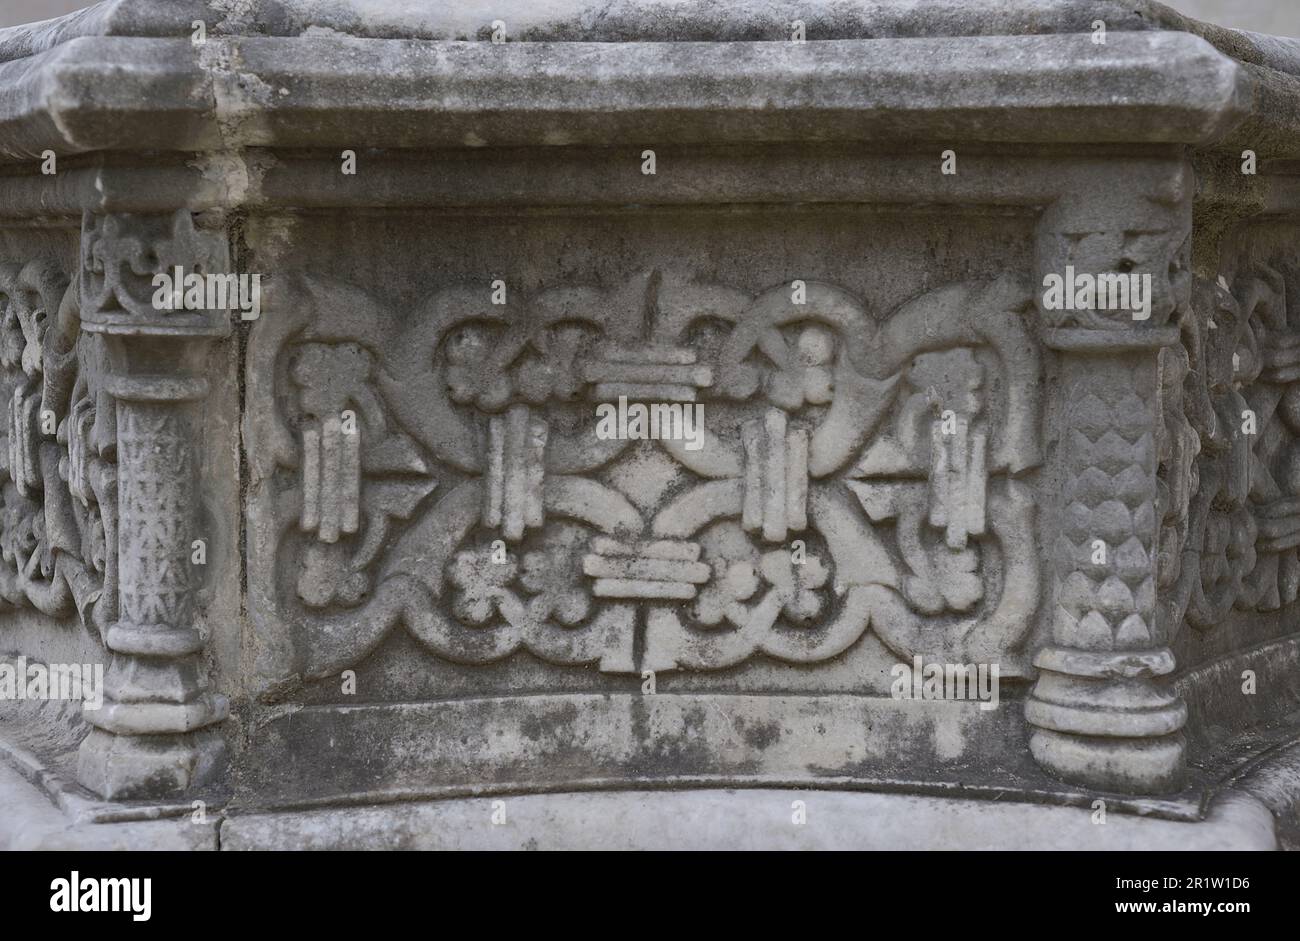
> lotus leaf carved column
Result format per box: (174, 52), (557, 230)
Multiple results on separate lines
(1026, 164), (1194, 793)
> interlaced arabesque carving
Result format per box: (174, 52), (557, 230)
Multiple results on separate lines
(0, 259), (114, 631)
(1160, 260), (1300, 632)
(250, 272), (1045, 681)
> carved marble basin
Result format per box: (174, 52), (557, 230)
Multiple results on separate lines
(1, 0), (1299, 849)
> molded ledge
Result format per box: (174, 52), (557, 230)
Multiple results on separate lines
(0, 31), (1253, 160)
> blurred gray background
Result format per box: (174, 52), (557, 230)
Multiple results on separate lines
(0, 0), (1298, 36)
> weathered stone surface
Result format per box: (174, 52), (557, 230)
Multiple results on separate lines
(0, 0), (1299, 849)
(219, 786), (1279, 851)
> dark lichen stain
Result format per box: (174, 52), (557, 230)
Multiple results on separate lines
(519, 701), (579, 743)
(741, 720), (781, 751)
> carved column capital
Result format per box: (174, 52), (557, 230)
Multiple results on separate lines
(80, 209), (232, 339)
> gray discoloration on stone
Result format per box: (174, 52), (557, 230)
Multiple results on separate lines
(0, 0), (1299, 849)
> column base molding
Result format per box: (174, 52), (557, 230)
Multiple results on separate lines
(76, 727), (227, 802)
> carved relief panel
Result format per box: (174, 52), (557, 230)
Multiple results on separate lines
(1161, 254), (1300, 639)
(0, 255), (115, 634)
(247, 269), (1046, 692)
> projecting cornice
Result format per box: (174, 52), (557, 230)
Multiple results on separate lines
(0, 0), (1292, 162)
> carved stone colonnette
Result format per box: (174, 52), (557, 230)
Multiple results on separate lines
(1027, 172), (1194, 792)
(71, 210), (231, 798)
